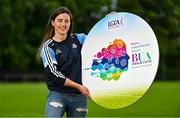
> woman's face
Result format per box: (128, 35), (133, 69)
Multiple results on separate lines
(52, 13), (71, 36)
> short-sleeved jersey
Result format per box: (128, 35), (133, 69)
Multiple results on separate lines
(40, 33), (86, 93)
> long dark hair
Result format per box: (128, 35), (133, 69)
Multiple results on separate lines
(38, 7), (73, 55)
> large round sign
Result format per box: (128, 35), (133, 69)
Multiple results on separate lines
(82, 12), (159, 109)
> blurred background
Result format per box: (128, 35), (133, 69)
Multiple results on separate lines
(0, 0), (180, 117)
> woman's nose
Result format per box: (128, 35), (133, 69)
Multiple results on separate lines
(61, 21), (66, 26)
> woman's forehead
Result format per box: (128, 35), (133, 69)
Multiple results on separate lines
(55, 13), (70, 20)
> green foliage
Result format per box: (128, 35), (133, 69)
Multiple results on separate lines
(0, 0), (180, 79)
(0, 0), (109, 72)
(116, 0), (180, 56)
(0, 0), (49, 72)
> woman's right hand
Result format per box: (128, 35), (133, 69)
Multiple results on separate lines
(78, 85), (91, 98)
(64, 78), (91, 98)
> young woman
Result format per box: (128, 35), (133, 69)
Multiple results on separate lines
(39, 7), (90, 117)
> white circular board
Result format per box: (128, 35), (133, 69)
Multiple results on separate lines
(82, 12), (159, 109)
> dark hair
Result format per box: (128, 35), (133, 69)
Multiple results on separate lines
(38, 7), (73, 55)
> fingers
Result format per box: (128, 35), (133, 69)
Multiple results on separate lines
(86, 88), (92, 99)
(85, 88), (91, 99)
(81, 86), (91, 98)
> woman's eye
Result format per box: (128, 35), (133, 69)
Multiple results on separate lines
(58, 20), (62, 22)
(65, 20), (70, 23)
(56, 19), (70, 23)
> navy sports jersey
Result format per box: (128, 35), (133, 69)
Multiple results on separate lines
(40, 33), (86, 94)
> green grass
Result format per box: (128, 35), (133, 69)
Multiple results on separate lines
(92, 93), (141, 109)
(92, 87), (146, 109)
(0, 83), (46, 116)
(88, 81), (180, 117)
(0, 81), (180, 117)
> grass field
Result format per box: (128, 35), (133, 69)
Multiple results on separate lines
(0, 81), (180, 117)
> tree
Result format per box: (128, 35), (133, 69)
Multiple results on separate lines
(115, 0), (180, 80)
(0, 0), (180, 80)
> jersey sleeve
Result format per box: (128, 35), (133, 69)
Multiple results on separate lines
(40, 41), (66, 87)
(76, 33), (87, 44)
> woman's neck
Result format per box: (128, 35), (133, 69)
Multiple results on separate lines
(52, 33), (67, 42)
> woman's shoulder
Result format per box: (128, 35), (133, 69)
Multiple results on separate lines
(72, 33), (86, 44)
(43, 39), (53, 45)
(41, 39), (54, 51)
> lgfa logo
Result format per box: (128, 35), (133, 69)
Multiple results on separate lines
(108, 17), (123, 29)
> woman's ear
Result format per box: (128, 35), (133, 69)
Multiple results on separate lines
(51, 20), (55, 27)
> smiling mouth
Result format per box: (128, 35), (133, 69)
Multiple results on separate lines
(60, 27), (66, 30)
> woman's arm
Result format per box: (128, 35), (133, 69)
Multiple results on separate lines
(40, 42), (90, 98)
(64, 78), (90, 98)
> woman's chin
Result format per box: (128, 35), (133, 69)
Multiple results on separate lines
(59, 32), (67, 36)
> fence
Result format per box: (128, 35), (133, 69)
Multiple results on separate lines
(0, 73), (45, 82)
(0, 71), (179, 82)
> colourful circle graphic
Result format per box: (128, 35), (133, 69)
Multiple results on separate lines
(91, 38), (129, 81)
(82, 12), (159, 109)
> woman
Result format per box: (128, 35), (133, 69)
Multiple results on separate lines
(39, 7), (90, 117)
